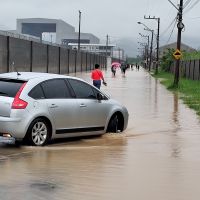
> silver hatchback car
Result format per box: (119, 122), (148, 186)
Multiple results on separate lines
(0, 72), (129, 146)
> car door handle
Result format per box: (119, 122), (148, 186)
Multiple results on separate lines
(49, 104), (58, 108)
(80, 104), (86, 108)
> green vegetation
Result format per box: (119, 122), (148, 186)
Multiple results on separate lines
(160, 48), (200, 71)
(160, 48), (174, 72)
(182, 50), (200, 60)
(153, 70), (200, 116)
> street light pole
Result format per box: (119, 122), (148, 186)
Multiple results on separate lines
(148, 30), (154, 72)
(139, 33), (149, 69)
(78, 10), (81, 51)
(138, 42), (148, 67)
(137, 22), (154, 71)
(156, 18), (160, 74)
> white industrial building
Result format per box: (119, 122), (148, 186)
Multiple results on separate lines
(16, 18), (100, 45)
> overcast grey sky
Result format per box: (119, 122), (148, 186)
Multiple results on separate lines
(0, 0), (200, 56)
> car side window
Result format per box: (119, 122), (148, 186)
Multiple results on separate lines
(68, 79), (96, 99)
(29, 84), (45, 99)
(41, 79), (71, 99)
(92, 87), (108, 100)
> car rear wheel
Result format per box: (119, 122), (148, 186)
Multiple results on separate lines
(107, 114), (119, 133)
(27, 118), (50, 146)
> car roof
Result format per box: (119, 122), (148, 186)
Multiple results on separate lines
(0, 72), (110, 99)
(0, 72), (77, 81)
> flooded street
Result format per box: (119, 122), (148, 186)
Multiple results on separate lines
(1, 68), (200, 200)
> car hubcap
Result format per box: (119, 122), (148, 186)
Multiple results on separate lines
(32, 122), (47, 145)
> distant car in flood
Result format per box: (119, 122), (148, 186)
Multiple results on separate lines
(0, 72), (129, 146)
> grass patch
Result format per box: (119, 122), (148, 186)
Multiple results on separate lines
(153, 70), (200, 116)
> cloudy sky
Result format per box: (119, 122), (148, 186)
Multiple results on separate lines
(0, 0), (200, 56)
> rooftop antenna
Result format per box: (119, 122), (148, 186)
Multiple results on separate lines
(11, 61), (21, 76)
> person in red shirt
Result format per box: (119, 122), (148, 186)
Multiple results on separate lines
(91, 64), (106, 89)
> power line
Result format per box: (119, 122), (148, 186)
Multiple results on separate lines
(167, 0), (179, 10)
(160, 15), (178, 37)
(164, 0), (200, 45)
(184, 0), (200, 14)
(163, 0), (192, 41)
(185, 16), (200, 19)
(166, 18), (177, 44)
(183, 0), (192, 8)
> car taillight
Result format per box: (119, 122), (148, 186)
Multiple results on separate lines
(12, 83), (28, 109)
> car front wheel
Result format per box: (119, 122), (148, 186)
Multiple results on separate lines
(107, 114), (119, 133)
(27, 118), (50, 146)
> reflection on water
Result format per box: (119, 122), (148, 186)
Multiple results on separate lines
(1, 69), (200, 200)
(170, 92), (181, 158)
(172, 92), (179, 127)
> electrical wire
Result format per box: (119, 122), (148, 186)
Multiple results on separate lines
(160, 15), (178, 37)
(185, 16), (200, 19)
(166, 17), (177, 44)
(183, 0), (193, 8)
(184, 0), (200, 14)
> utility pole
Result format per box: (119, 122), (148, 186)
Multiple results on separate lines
(174, 0), (184, 86)
(105, 34), (109, 70)
(144, 16), (160, 74)
(78, 10), (81, 51)
(156, 18), (160, 74)
(144, 28), (154, 71)
(118, 48), (121, 63)
(139, 33), (149, 69)
(149, 30), (154, 72)
(106, 34), (109, 57)
(138, 42), (148, 67)
(167, 0), (184, 86)
(137, 22), (154, 71)
(50, 34), (52, 44)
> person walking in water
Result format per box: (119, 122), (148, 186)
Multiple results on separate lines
(120, 63), (127, 77)
(91, 64), (106, 89)
(111, 65), (116, 77)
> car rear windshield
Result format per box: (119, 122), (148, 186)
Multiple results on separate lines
(0, 79), (26, 97)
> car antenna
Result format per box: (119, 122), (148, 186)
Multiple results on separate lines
(11, 61), (21, 76)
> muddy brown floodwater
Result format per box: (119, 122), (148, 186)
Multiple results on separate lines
(1, 68), (200, 200)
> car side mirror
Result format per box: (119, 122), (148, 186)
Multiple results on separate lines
(97, 93), (103, 101)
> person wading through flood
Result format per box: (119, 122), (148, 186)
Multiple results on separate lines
(120, 63), (127, 77)
(111, 65), (116, 77)
(91, 64), (107, 89)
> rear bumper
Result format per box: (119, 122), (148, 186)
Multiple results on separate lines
(0, 116), (27, 140)
(0, 136), (15, 145)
